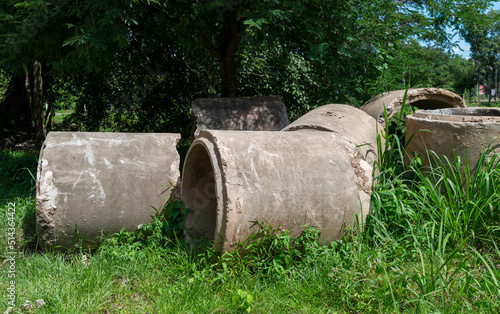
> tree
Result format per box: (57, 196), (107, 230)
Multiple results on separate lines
(370, 40), (475, 98)
(459, 7), (500, 102)
(0, 0), (494, 140)
(0, 0), (131, 144)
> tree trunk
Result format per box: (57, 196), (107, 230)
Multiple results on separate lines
(219, 54), (237, 97)
(26, 59), (46, 147)
(0, 75), (32, 131)
(198, 13), (245, 97)
(496, 66), (498, 102)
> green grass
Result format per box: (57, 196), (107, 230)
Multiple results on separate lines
(44, 108), (74, 130)
(1, 113), (500, 312)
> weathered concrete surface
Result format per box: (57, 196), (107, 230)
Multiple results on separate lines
(361, 88), (467, 124)
(282, 104), (384, 166)
(36, 132), (181, 250)
(405, 108), (500, 171)
(182, 130), (372, 253)
(191, 96), (289, 138)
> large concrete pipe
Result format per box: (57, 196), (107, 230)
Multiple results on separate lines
(36, 132), (181, 250)
(282, 104), (384, 166)
(360, 88), (467, 124)
(181, 130), (372, 252)
(191, 96), (289, 138)
(405, 108), (500, 171)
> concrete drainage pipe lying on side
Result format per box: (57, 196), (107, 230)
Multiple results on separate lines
(282, 103), (384, 166)
(360, 88), (467, 124)
(181, 130), (373, 253)
(405, 107), (500, 171)
(36, 132), (181, 250)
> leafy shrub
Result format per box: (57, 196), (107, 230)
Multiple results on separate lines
(215, 221), (333, 277)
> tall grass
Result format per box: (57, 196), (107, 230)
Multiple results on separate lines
(367, 92), (500, 312)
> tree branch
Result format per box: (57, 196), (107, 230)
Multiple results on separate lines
(198, 32), (221, 60)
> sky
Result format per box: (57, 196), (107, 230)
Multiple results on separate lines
(452, 1), (500, 58)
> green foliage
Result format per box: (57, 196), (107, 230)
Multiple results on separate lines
(50, 77), (83, 111)
(0, 149), (37, 199)
(231, 289), (254, 313)
(98, 197), (191, 256)
(459, 7), (500, 101)
(374, 86), (415, 185)
(217, 221), (330, 277)
(2, 0), (490, 131)
(411, 148), (500, 247)
(0, 67), (9, 96)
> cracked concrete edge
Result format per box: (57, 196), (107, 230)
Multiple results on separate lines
(36, 141), (58, 249)
(183, 130), (374, 253)
(36, 132), (182, 250)
(339, 135), (373, 226)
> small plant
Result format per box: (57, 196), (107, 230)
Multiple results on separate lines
(217, 220), (329, 276)
(374, 83), (416, 186)
(231, 289), (254, 313)
(97, 189), (192, 256)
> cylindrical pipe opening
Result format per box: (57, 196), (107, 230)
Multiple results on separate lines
(182, 141), (218, 242)
(415, 107), (500, 119)
(360, 88), (467, 123)
(411, 99), (456, 110)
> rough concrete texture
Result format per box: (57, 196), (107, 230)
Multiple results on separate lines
(282, 104), (384, 166)
(360, 88), (467, 124)
(181, 130), (372, 253)
(36, 132), (181, 250)
(405, 108), (500, 171)
(191, 95), (289, 138)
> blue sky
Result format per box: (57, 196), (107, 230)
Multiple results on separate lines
(452, 1), (500, 58)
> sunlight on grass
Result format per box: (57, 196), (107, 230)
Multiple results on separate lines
(1, 107), (500, 312)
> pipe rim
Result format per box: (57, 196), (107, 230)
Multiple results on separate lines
(181, 137), (225, 250)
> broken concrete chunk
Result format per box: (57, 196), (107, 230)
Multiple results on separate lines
(191, 95), (290, 138)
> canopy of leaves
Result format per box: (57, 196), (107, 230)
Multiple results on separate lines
(0, 0), (493, 135)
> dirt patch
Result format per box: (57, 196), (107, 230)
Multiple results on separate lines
(0, 130), (34, 151)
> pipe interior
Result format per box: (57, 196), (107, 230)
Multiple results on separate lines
(410, 99), (456, 110)
(182, 143), (217, 241)
(422, 108), (500, 117)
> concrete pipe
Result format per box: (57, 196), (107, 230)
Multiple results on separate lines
(191, 96), (290, 138)
(360, 88), (467, 124)
(405, 108), (500, 171)
(181, 130), (372, 252)
(282, 104), (384, 166)
(36, 132), (181, 250)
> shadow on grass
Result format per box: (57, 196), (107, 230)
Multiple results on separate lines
(0, 149), (39, 252)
